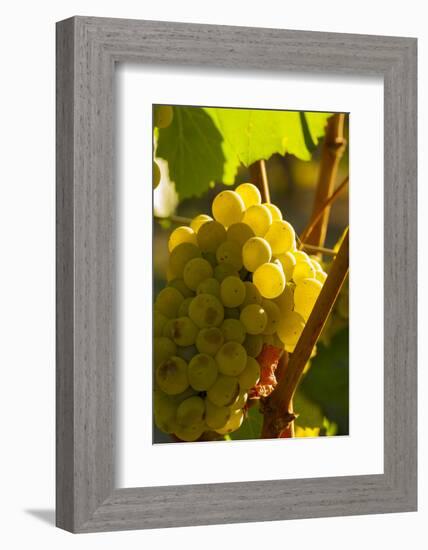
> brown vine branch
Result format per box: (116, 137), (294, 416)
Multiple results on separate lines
(300, 244), (337, 257)
(305, 113), (347, 250)
(249, 159), (270, 203)
(261, 228), (349, 439)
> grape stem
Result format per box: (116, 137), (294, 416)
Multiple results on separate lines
(249, 160), (270, 203)
(261, 228), (349, 439)
(300, 243), (338, 257)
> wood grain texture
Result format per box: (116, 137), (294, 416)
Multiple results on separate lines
(56, 16), (417, 533)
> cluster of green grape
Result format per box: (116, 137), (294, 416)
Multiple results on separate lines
(153, 183), (328, 441)
(153, 106), (174, 189)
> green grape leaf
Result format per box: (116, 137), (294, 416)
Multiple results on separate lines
(205, 108), (332, 166)
(156, 106), (240, 200)
(230, 404), (263, 440)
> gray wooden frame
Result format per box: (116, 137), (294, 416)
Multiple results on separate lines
(56, 16), (417, 533)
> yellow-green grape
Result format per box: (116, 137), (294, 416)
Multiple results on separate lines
(294, 278), (322, 320)
(216, 240), (243, 270)
(195, 327), (224, 356)
(274, 284), (294, 314)
(176, 345), (198, 362)
(239, 356), (261, 389)
(214, 262), (239, 282)
(242, 204), (272, 237)
(153, 336), (177, 367)
(153, 389), (178, 433)
(176, 396), (205, 427)
(153, 161), (161, 189)
(162, 318), (175, 338)
(261, 299), (281, 335)
(216, 409), (244, 434)
(154, 105), (173, 128)
(154, 310), (168, 337)
(183, 257), (213, 290)
(169, 242), (201, 278)
(241, 281), (263, 308)
(212, 190), (245, 227)
(174, 422), (205, 442)
(155, 286), (184, 318)
(156, 356), (189, 395)
(277, 311), (305, 347)
(316, 270), (327, 284)
(240, 304), (268, 335)
(292, 250), (310, 263)
(243, 333), (264, 357)
(292, 260), (316, 283)
(231, 390), (248, 412)
(197, 277), (220, 298)
(207, 374), (239, 407)
(178, 296), (193, 317)
(220, 276), (246, 308)
(168, 278), (193, 298)
(263, 202), (282, 221)
(166, 316), (198, 347)
(253, 262), (286, 299)
(220, 319), (246, 344)
(224, 307), (240, 319)
(168, 226), (197, 252)
(197, 220), (227, 253)
(310, 258), (323, 272)
(166, 265), (175, 282)
(226, 222), (255, 247)
(201, 251), (216, 269)
(188, 293), (224, 328)
(205, 399), (231, 430)
(264, 220), (296, 255)
(188, 354), (218, 391)
(235, 182), (262, 208)
(276, 251), (296, 280)
(242, 236), (272, 272)
(216, 341), (247, 376)
(190, 214), (212, 233)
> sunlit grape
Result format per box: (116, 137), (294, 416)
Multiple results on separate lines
(207, 374), (239, 407)
(168, 226), (197, 252)
(242, 204), (272, 236)
(242, 237), (272, 272)
(197, 220), (227, 253)
(239, 356), (261, 389)
(264, 220), (296, 255)
(240, 304), (268, 335)
(253, 262), (285, 299)
(190, 214), (212, 233)
(235, 183), (261, 208)
(212, 190), (245, 227)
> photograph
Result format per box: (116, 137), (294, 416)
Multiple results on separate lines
(152, 104), (349, 443)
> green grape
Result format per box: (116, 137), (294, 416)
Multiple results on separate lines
(239, 356), (261, 389)
(153, 389), (178, 433)
(241, 281), (263, 308)
(216, 240), (243, 270)
(188, 293), (224, 328)
(235, 182), (262, 208)
(190, 214), (212, 233)
(220, 318), (246, 344)
(183, 257), (213, 290)
(294, 278), (322, 320)
(216, 409), (244, 434)
(202, 251), (217, 268)
(168, 242), (201, 278)
(153, 336), (177, 367)
(292, 260), (316, 283)
(224, 307), (240, 319)
(174, 422), (206, 442)
(169, 278), (193, 298)
(188, 353), (218, 391)
(243, 333), (264, 358)
(212, 190), (245, 227)
(274, 284), (294, 314)
(231, 389), (248, 411)
(176, 396), (205, 427)
(310, 257), (323, 272)
(261, 299), (281, 335)
(162, 318), (175, 338)
(195, 327), (224, 356)
(156, 356), (189, 395)
(207, 374), (239, 407)
(153, 161), (161, 189)
(242, 204), (272, 237)
(197, 277), (220, 298)
(154, 105), (173, 128)
(263, 202), (282, 221)
(316, 270), (327, 284)
(264, 220), (296, 255)
(240, 304), (268, 335)
(276, 251), (296, 280)
(220, 276), (246, 308)
(197, 220), (227, 253)
(168, 226), (197, 252)
(226, 222), (255, 247)
(216, 342), (247, 376)
(214, 262), (239, 282)
(277, 311), (305, 347)
(154, 310), (168, 337)
(242, 237), (272, 272)
(253, 262), (285, 299)
(205, 398), (231, 430)
(292, 250), (310, 263)
(166, 316), (198, 346)
(176, 345), (198, 362)
(178, 296), (193, 317)
(155, 286), (184, 318)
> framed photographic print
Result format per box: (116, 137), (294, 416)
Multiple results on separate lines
(56, 16), (417, 532)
